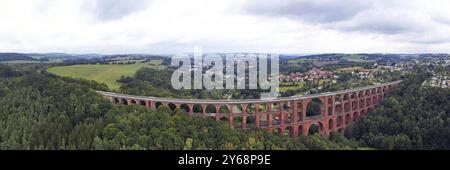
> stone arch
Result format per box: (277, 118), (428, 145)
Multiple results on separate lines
(139, 100), (146, 106)
(168, 103), (177, 111)
(365, 90), (370, 96)
(352, 100), (358, 110)
(372, 96), (377, 105)
(351, 92), (357, 99)
(360, 109), (367, 116)
(337, 116), (343, 127)
(366, 98), (371, 106)
(298, 125), (304, 136)
(344, 102), (350, 112)
(306, 98), (323, 117)
(193, 104), (203, 113)
(359, 99), (364, 109)
(180, 104), (190, 113)
(271, 102), (280, 111)
(328, 119), (334, 130)
(335, 94), (342, 102)
(121, 98), (128, 105)
(258, 103), (268, 112)
(219, 105), (230, 113)
(335, 103), (342, 114)
(345, 113), (351, 125)
(307, 122), (324, 135)
(358, 91), (364, 98)
(130, 99), (137, 105)
(113, 97), (120, 104)
(353, 112), (359, 122)
(273, 128), (283, 135)
(344, 94), (350, 101)
(285, 126), (294, 137)
(206, 104), (217, 113)
(155, 102), (163, 108)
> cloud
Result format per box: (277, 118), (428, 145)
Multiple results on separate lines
(90, 0), (152, 21)
(244, 0), (370, 23)
(0, 0), (449, 54)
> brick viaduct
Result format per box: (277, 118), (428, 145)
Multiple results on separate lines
(97, 81), (401, 137)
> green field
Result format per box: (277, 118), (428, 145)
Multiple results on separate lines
(280, 82), (305, 92)
(343, 55), (377, 62)
(47, 60), (163, 90)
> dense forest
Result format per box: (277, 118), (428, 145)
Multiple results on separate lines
(0, 65), (357, 150)
(348, 67), (450, 149)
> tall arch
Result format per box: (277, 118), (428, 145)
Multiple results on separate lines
(306, 98), (323, 117)
(328, 119), (334, 131)
(337, 116), (343, 127)
(307, 122), (324, 135)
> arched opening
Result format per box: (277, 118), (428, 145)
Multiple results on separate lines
(372, 96), (377, 105)
(206, 104), (217, 114)
(306, 98), (323, 117)
(365, 90), (370, 96)
(345, 114), (351, 125)
(328, 106), (333, 116)
(168, 103), (177, 111)
(219, 105), (230, 113)
(344, 102), (350, 112)
(273, 128), (282, 135)
(335, 104), (342, 114)
(335, 95), (342, 102)
(343, 94), (350, 101)
(271, 102), (280, 111)
(359, 99), (364, 108)
(353, 112), (359, 122)
(298, 125), (304, 136)
(366, 98), (371, 106)
(283, 102), (291, 111)
(337, 116), (343, 127)
(328, 119), (334, 130)
(307, 123), (323, 135)
(351, 92), (357, 99)
(113, 98), (120, 104)
(360, 109), (367, 116)
(139, 100), (146, 106)
(246, 104), (256, 127)
(180, 104), (190, 113)
(193, 104), (203, 113)
(155, 102), (163, 108)
(285, 112), (293, 124)
(121, 99), (128, 105)
(258, 103), (268, 112)
(285, 126), (294, 137)
(352, 100), (357, 110)
(130, 99), (137, 105)
(358, 91), (364, 98)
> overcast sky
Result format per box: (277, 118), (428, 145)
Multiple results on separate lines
(1, 0), (450, 54)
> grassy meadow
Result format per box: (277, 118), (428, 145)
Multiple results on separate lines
(47, 60), (163, 90)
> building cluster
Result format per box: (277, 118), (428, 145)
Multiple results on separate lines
(423, 75), (450, 88)
(280, 68), (333, 82)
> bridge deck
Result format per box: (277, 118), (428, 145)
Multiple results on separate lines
(97, 80), (402, 104)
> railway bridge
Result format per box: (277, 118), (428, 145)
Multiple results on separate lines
(97, 80), (401, 137)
